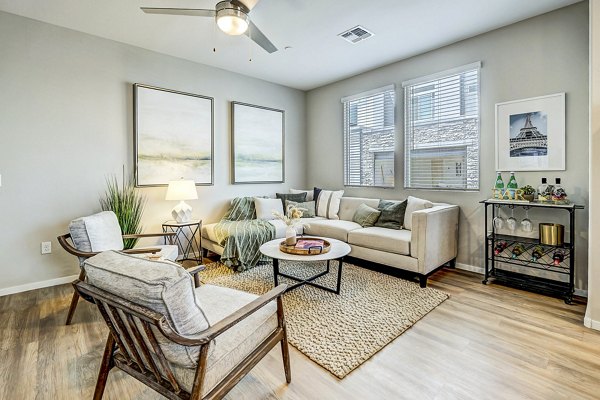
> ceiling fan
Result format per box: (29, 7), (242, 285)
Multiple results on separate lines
(141, 0), (277, 53)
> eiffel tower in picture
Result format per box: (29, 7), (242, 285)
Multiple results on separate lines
(509, 113), (548, 157)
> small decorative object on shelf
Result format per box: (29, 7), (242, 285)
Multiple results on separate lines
(553, 249), (565, 266)
(511, 243), (525, 258)
(506, 172), (518, 199)
(552, 178), (568, 204)
(537, 177), (554, 202)
(494, 241), (508, 255)
(521, 185), (535, 202)
(493, 171), (505, 199)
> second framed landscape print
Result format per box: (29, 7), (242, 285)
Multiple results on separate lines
(231, 102), (285, 184)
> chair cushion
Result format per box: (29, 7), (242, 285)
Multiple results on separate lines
(84, 251), (209, 368)
(404, 196), (433, 230)
(315, 189), (344, 219)
(352, 203), (381, 228)
(348, 227), (412, 256)
(254, 198), (284, 221)
(374, 199), (407, 230)
(82, 211), (124, 251)
(172, 284), (278, 396)
(303, 219), (362, 241)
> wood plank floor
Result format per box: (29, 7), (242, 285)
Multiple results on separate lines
(1, 267), (599, 400)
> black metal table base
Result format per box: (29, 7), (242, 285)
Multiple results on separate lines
(273, 258), (344, 294)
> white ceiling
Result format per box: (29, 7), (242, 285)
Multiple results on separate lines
(0, 0), (582, 90)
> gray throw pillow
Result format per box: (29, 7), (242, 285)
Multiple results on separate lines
(285, 200), (316, 218)
(276, 192), (307, 208)
(352, 203), (382, 228)
(374, 199), (407, 230)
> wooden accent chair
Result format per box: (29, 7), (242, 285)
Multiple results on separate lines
(58, 211), (179, 325)
(74, 251), (290, 400)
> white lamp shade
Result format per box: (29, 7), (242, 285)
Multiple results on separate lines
(165, 180), (198, 201)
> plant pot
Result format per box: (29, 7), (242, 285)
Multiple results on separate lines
(285, 226), (297, 246)
(523, 194), (534, 202)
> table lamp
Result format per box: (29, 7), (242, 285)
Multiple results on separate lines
(165, 179), (198, 223)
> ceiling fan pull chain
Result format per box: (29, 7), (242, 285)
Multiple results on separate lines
(213, 19), (217, 52)
(248, 23), (252, 62)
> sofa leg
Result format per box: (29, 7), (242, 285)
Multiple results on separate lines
(419, 276), (428, 288)
(447, 258), (457, 269)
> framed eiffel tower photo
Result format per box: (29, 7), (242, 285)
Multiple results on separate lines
(495, 93), (565, 171)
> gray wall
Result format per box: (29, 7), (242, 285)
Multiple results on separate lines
(306, 3), (590, 289)
(0, 12), (306, 291)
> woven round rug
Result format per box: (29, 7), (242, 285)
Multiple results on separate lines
(198, 260), (448, 379)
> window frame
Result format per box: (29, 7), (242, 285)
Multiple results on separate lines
(402, 62), (481, 191)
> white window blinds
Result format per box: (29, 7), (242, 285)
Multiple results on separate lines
(342, 85), (395, 187)
(403, 63), (480, 190)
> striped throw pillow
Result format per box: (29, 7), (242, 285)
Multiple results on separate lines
(315, 189), (344, 220)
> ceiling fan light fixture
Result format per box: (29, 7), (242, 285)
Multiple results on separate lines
(216, 2), (249, 35)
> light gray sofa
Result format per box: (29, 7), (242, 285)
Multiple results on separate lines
(201, 196), (459, 287)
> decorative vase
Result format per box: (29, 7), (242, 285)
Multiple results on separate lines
(285, 226), (297, 246)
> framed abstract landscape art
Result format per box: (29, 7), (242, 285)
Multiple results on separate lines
(231, 102), (285, 184)
(134, 84), (214, 186)
(495, 93), (565, 171)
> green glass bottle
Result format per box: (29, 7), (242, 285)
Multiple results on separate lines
(494, 172), (504, 199)
(506, 172), (518, 199)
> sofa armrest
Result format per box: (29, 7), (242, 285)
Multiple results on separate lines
(410, 205), (459, 274)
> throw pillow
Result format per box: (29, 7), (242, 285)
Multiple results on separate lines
(313, 187), (322, 204)
(352, 203), (382, 228)
(374, 199), (407, 230)
(276, 192), (307, 208)
(285, 200), (316, 218)
(289, 188), (314, 202)
(254, 198), (284, 220)
(222, 197), (257, 221)
(403, 196), (434, 230)
(315, 189), (344, 219)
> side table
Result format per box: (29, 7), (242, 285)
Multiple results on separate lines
(162, 220), (202, 264)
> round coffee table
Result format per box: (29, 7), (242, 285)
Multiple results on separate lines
(259, 237), (351, 294)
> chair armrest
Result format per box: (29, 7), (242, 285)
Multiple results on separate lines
(122, 232), (177, 239)
(411, 205), (459, 274)
(186, 264), (206, 276)
(121, 248), (162, 255)
(158, 284), (288, 346)
(57, 234), (99, 259)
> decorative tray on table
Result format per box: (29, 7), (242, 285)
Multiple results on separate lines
(279, 237), (331, 255)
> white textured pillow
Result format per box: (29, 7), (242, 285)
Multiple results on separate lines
(290, 188), (314, 202)
(403, 196), (433, 230)
(83, 211), (124, 251)
(315, 189), (344, 220)
(254, 197), (284, 220)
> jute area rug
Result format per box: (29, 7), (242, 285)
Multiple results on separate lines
(198, 260), (448, 379)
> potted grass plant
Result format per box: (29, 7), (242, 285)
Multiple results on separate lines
(100, 173), (146, 249)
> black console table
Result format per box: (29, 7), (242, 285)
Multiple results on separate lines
(481, 199), (584, 304)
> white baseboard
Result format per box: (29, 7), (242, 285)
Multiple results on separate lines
(455, 262), (484, 274)
(0, 274), (79, 297)
(584, 317), (600, 330)
(453, 263), (588, 298)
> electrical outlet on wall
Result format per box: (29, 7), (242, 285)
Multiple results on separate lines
(41, 241), (52, 254)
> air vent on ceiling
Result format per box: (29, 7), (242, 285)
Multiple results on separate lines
(338, 25), (374, 44)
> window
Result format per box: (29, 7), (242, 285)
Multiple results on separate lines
(342, 85), (395, 187)
(403, 62), (480, 190)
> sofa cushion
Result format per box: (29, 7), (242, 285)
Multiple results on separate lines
(352, 203), (381, 228)
(84, 251), (209, 368)
(404, 196), (433, 230)
(348, 227), (412, 256)
(303, 219), (361, 241)
(338, 197), (380, 221)
(172, 284), (278, 396)
(276, 192), (307, 208)
(374, 199), (407, 230)
(289, 188), (314, 202)
(315, 189), (344, 219)
(254, 198), (284, 220)
(285, 200), (316, 218)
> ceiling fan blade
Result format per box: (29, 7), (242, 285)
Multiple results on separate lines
(246, 21), (277, 53)
(140, 7), (216, 17)
(236, 0), (260, 11)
